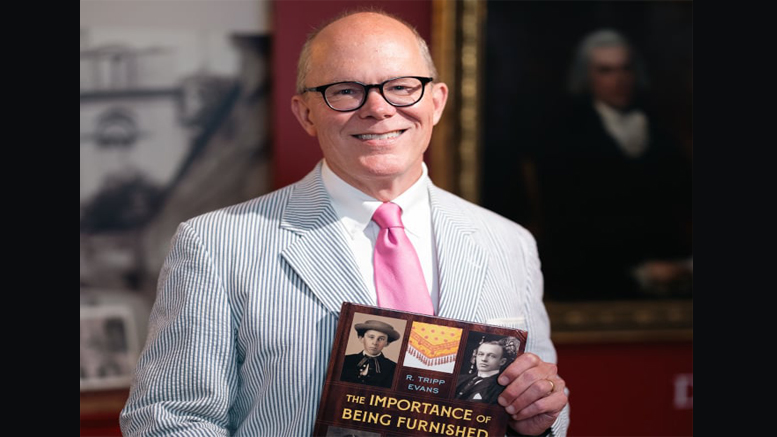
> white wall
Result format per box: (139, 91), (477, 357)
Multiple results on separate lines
(80, 0), (272, 33)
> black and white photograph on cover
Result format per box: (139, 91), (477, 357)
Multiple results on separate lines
(339, 313), (407, 389)
(454, 332), (522, 405)
(80, 304), (140, 391)
(326, 425), (381, 437)
(402, 321), (463, 374)
(80, 0), (272, 306)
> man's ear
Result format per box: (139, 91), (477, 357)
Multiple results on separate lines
(291, 95), (318, 137)
(431, 82), (449, 126)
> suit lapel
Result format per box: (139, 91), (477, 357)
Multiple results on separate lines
(428, 184), (488, 322)
(280, 164), (372, 315)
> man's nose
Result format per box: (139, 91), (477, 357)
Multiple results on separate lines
(358, 88), (396, 118)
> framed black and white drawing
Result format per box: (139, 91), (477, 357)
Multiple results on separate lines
(80, 303), (140, 391)
(80, 0), (273, 300)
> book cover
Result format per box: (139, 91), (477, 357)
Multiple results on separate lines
(313, 302), (528, 437)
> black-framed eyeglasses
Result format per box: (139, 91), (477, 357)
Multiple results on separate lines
(302, 76), (434, 112)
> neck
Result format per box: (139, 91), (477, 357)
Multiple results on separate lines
(327, 162), (424, 202)
(363, 351), (382, 358)
(594, 98), (637, 114)
(477, 370), (499, 378)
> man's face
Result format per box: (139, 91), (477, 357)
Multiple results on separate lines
(588, 45), (636, 110)
(359, 330), (389, 356)
(475, 343), (506, 373)
(291, 13), (448, 198)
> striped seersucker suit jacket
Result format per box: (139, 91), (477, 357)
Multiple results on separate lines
(120, 162), (570, 436)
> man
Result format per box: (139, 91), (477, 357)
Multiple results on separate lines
(456, 338), (520, 405)
(340, 320), (400, 388)
(121, 10), (569, 436)
(537, 29), (692, 300)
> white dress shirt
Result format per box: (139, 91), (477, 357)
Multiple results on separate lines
(321, 159), (439, 311)
(594, 99), (650, 158)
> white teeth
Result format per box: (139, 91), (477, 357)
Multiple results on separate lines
(355, 130), (403, 140)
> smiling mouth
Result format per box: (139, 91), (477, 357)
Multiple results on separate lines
(353, 130), (406, 140)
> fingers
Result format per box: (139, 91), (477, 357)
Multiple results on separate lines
(497, 353), (557, 387)
(507, 376), (567, 421)
(496, 353), (567, 421)
(507, 397), (564, 436)
(504, 373), (568, 435)
(499, 373), (566, 416)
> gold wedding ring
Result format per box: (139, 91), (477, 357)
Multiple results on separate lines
(547, 379), (555, 396)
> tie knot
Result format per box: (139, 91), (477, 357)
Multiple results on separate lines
(372, 202), (403, 229)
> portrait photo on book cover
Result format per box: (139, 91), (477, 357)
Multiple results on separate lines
(339, 313), (408, 389)
(455, 332), (523, 404)
(402, 321), (463, 374)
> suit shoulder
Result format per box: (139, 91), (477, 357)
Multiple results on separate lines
(184, 183), (297, 228)
(431, 186), (537, 244)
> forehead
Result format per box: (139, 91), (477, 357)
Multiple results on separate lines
(307, 13), (427, 82)
(589, 46), (631, 66)
(478, 343), (503, 355)
(363, 329), (388, 338)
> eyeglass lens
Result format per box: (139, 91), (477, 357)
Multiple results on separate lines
(325, 77), (425, 110)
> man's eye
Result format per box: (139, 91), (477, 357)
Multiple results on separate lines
(329, 85), (362, 97)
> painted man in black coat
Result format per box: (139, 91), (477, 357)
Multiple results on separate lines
(536, 29), (692, 300)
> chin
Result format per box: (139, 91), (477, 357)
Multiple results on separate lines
(358, 156), (417, 177)
(607, 95), (634, 109)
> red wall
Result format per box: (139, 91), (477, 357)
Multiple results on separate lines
(557, 341), (693, 436)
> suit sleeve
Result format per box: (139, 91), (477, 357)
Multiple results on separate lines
(520, 231), (571, 437)
(120, 222), (239, 436)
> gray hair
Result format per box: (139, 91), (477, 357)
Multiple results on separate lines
(295, 8), (439, 94)
(567, 28), (649, 95)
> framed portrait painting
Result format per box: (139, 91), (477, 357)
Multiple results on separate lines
(430, 0), (693, 342)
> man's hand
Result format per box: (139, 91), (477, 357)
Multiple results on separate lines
(497, 353), (568, 436)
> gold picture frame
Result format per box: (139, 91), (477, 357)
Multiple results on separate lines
(430, 0), (692, 343)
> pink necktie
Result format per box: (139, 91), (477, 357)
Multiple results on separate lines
(372, 202), (434, 315)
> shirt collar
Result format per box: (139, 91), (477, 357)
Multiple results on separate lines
(321, 159), (431, 239)
(593, 99), (645, 121)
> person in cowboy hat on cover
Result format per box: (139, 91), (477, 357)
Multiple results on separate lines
(340, 320), (401, 388)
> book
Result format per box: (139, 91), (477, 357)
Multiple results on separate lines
(313, 302), (528, 437)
